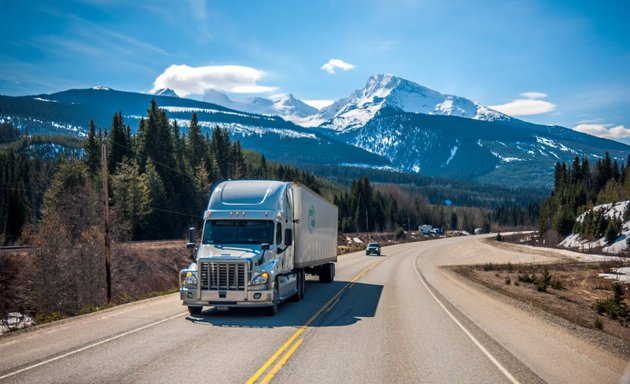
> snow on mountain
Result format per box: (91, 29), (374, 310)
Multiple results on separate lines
(318, 74), (512, 132)
(150, 88), (179, 97)
(202, 90), (318, 125)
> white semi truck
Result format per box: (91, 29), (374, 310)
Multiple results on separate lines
(179, 180), (338, 315)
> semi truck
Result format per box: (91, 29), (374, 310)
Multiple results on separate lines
(179, 180), (338, 315)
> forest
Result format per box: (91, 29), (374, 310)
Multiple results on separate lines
(1, 100), (541, 247)
(538, 152), (630, 242)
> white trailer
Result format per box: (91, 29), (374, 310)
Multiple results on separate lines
(179, 180), (338, 316)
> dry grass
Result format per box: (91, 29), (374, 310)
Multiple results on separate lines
(452, 261), (630, 346)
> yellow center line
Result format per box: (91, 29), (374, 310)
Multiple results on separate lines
(260, 338), (304, 384)
(245, 257), (385, 384)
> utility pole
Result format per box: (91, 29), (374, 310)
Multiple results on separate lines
(101, 144), (112, 303)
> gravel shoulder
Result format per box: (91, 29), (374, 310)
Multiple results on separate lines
(450, 238), (630, 359)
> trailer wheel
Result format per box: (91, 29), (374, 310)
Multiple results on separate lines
(188, 306), (203, 315)
(319, 263), (335, 283)
(299, 269), (306, 298)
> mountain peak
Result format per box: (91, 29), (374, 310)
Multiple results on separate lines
(150, 88), (179, 97)
(319, 74), (512, 131)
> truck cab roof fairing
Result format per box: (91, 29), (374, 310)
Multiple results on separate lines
(208, 180), (288, 212)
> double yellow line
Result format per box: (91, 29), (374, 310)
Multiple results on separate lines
(245, 258), (385, 384)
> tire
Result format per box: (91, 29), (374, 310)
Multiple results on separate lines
(319, 263), (335, 283)
(266, 286), (279, 316)
(188, 306), (203, 315)
(299, 270), (306, 298)
(289, 270), (302, 302)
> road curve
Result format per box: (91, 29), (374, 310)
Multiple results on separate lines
(0, 236), (628, 384)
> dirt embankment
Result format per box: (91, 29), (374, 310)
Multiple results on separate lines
(452, 256), (630, 356)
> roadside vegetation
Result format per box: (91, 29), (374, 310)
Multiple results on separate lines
(453, 260), (630, 350)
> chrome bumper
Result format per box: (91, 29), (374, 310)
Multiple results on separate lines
(180, 288), (274, 307)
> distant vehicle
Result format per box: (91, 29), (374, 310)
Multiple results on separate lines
(366, 242), (381, 256)
(419, 225), (433, 235)
(179, 180), (338, 316)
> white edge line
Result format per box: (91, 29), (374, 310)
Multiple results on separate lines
(0, 312), (187, 381)
(413, 259), (521, 384)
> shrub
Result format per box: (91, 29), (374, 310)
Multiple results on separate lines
(593, 282), (630, 324)
(496, 233), (503, 242)
(394, 227), (406, 240)
(518, 273), (534, 284)
(535, 268), (552, 292)
(594, 317), (603, 330)
(550, 279), (564, 290)
(505, 276), (511, 285)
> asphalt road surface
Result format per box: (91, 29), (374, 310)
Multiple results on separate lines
(1, 236), (629, 383)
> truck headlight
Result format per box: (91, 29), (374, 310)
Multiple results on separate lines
(251, 272), (269, 286)
(184, 271), (198, 288)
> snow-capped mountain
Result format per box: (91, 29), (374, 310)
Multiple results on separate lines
(317, 74), (512, 131)
(0, 87), (387, 169)
(203, 90), (318, 124)
(150, 88), (179, 97)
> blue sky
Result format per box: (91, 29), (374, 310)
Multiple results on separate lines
(1, 0), (629, 143)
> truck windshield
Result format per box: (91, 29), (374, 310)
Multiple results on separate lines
(202, 220), (274, 245)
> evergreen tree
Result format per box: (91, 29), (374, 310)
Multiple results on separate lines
(211, 126), (232, 179)
(107, 112), (131, 174)
(83, 120), (100, 175)
(187, 112), (207, 171)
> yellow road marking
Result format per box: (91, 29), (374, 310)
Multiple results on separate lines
(260, 338), (304, 384)
(324, 298), (340, 313)
(245, 257), (385, 384)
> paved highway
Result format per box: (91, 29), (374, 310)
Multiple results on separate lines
(1, 236), (628, 383)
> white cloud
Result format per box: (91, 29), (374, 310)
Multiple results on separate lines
(520, 91), (547, 99)
(489, 91), (556, 116)
(151, 64), (277, 97)
(303, 99), (335, 110)
(320, 59), (355, 74)
(573, 123), (630, 140)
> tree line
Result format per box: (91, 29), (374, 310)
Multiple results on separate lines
(538, 152), (630, 241)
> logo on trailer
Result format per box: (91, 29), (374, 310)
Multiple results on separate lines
(308, 205), (315, 232)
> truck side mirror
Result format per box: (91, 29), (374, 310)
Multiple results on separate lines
(186, 227), (195, 250)
(285, 229), (293, 246)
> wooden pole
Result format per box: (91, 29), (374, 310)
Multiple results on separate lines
(101, 144), (112, 303)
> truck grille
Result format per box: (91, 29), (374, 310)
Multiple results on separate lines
(200, 262), (247, 291)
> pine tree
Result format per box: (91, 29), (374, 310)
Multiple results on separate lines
(211, 127), (232, 179)
(187, 112), (207, 171)
(107, 112), (131, 174)
(83, 120), (100, 175)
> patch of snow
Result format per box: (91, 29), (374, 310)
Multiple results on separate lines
(446, 146), (458, 165)
(559, 201), (629, 255)
(91, 86), (111, 91)
(0, 312), (35, 335)
(33, 97), (58, 103)
(489, 150), (523, 163)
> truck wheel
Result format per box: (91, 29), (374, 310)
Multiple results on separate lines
(299, 269), (306, 298)
(266, 287), (279, 316)
(319, 263), (335, 283)
(289, 270), (305, 302)
(188, 306), (203, 315)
